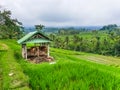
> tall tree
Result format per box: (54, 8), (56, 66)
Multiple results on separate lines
(95, 36), (101, 53)
(0, 9), (23, 39)
(35, 24), (44, 31)
(64, 36), (69, 49)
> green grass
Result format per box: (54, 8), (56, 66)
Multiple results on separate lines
(21, 61), (120, 90)
(1, 39), (120, 90)
(0, 52), (3, 90)
(19, 51), (120, 90)
(0, 40), (30, 90)
(20, 45), (120, 89)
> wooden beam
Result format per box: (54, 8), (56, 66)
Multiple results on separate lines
(47, 44), (49, 57)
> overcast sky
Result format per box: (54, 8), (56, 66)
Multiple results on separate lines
(1, 0), (120, 27)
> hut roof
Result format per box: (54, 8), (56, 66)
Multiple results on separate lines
(17, 31), (51, 44)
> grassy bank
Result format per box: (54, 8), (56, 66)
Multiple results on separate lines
(1, 40), (120, 90)
(20, 47), (120, 90)
(21, 61), (120, 90)
(0, 40), (30, 90)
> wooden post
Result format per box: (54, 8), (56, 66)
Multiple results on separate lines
(22, 44), (27, 59)
(37, 46), (39, 57)
(22, 44), (24, 58)
(47, 44), (49, 57)
(25, 45), (27, 59)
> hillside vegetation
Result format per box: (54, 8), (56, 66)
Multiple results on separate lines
(50, 24), (120, 56)
(0, 40), (120, 90)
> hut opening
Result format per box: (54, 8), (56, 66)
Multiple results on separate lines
(17, 31), (53, 63)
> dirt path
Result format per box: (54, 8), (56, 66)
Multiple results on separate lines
(76, 54), (120, 66)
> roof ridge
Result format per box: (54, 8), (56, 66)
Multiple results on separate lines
(17, 30), (51, 44)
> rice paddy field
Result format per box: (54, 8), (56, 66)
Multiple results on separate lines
(1, 40), (120, 90)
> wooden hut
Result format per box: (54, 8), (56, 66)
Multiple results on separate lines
(17, 31), (52, 62)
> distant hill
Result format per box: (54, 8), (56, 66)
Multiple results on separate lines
(24, 27), (35, 33)
(24, 26), (102, 33)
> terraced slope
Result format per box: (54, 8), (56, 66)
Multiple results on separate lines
(0, 43), (8, 90)
(1, 40), (120, 90)
(51, 48), (120, 66)
(76, 54), (120, 66)
(20, 48), (120, 90)
(0, 53), (3, 90)
(0, 41), (30, 90)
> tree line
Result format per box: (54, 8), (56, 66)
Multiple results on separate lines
(49, 25), (120, 56)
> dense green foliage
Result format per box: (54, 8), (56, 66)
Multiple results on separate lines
(100, 24), (118, 30)
(0, 9), (24, 39)
(1, 40), (120, 90)
(50, 25), (120, 56)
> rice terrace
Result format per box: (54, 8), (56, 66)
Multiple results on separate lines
(1, 0), (120, 90)
(0, 38), (120, 90)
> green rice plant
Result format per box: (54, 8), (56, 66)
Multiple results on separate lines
(14, 41), (120, 90)
(1, 40), (120, 90)
(20, 60), (120, 90)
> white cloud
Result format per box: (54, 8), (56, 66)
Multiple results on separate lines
(1, 0), (120, 26)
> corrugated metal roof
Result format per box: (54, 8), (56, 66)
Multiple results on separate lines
(24, 39), (51, 44)
(17, 31), (51, 44)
